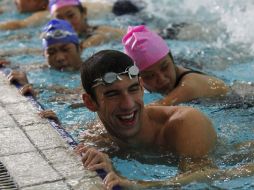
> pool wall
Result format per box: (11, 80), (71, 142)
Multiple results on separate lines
(0, 71), (104, 189)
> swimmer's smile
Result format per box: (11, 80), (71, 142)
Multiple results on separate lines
(117, 111), (137, 127)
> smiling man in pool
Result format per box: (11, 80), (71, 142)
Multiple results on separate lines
(77, 49), (220, 189)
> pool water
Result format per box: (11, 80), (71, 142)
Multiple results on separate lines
(1, 0), (254, 189)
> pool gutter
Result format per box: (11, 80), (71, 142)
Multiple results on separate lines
(0, 69), (105, 189)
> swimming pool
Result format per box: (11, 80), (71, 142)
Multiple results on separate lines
(1, 0), (254, 189)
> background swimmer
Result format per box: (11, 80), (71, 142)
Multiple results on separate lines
(49, 0), (125, 50)
(0, 0), (141, 30)
(123, 25), (229, 106)
(4, 19), (84, 120)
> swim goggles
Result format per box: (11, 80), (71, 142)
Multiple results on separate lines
(92, 65), (139, 88)
(40, 29), (76, 40)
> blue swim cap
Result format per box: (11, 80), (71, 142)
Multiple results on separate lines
(41, 19), (79, 49)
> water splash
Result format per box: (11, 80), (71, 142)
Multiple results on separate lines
(145, 0), (254, 54)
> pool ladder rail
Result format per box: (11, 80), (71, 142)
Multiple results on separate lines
(0, 161), (19, 190)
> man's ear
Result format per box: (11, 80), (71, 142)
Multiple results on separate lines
(139, 76), (144, 86)
(82, 93), (97, 112)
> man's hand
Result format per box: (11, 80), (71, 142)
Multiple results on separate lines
(38, 110), (60, 123)
(7, 70), (29, 85)
(0, 59), (10, 67)
(19, 84), (36, 96)
(103, 171), (134, 190)
(75, 145), (136, 189)
(76, 145), (113, 173)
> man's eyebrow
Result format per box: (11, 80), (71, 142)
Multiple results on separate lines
(102, 81), (140, 95)
(103, 88), (119, 96)
(129, 81), (140, 88)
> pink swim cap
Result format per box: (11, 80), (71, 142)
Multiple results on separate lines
(49, 0), (81, 15)
(122, 25), (170, 71)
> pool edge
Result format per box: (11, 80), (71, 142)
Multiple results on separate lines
(0, 70), (105, 189)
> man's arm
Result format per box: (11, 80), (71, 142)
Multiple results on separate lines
(77, 145), (254, 189)
(164, 163), (254, 186)
(164, 106), (217, 158)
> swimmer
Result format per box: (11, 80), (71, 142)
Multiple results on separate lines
(78, 49), (217, 188)
(159, 21), (224, 42)
(122, 25), (229, 106)
(6, 19), (83, 89)
(0, 0), (141, 30)
(48, 0), (125, 50)
(40, 19), (82, 71)
(5, 19), (83, 120)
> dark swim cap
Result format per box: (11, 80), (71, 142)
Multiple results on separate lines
(41, 19), (79, 49)
(112, 0), (140, 16)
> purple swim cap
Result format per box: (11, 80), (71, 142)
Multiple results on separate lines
(122, 25), (170, 71)
(49, 0), (81, 14)
(41, 19), (79, 49)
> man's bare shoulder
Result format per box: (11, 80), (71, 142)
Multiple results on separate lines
(160, 106), (216, 157)
(145, 105), (200, 123)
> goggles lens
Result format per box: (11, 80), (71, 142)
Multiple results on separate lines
(40, 30), (76, 40)
(92, 65), (139, 88)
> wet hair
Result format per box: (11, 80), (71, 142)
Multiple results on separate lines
(81, 50), (134, 101)
(159, 23), (187, 39)
(112, 0), (140, 16)
(76, 4), (87, 23)
(76, 4), (85, 13)
(168, 52), (175, 64)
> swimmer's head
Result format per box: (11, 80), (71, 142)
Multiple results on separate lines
(49, 0), (81, 14)
(122, 25), (170, 72)
(41, 19), (79, 49)
(81, 50), (136, 101)
(15, 0), (48, 13)
(48, 0), (86, 34)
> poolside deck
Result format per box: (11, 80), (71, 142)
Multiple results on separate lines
(0, 71), (104, 189)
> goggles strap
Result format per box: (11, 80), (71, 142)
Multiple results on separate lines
(92, 65), (139, 88)
(116, 75), (123, 81)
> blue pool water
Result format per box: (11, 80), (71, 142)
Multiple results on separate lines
(1, 0), (254, 189)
